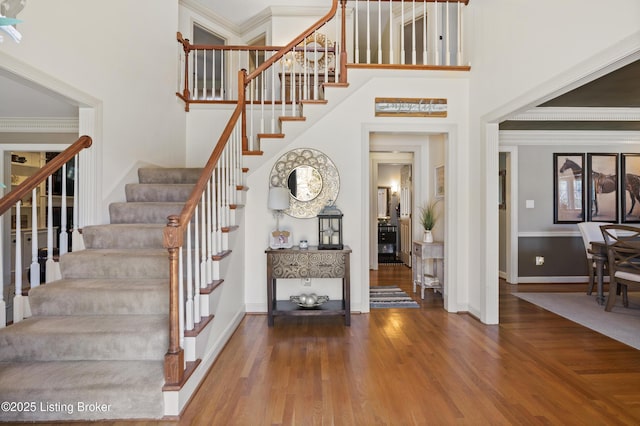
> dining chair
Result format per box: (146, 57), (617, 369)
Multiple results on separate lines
(600, 224), (640, 312)
(577, 222), (613, 295)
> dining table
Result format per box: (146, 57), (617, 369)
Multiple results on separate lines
(588, 241), (608, 305)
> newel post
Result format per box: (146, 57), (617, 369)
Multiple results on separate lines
(164, 215), (184, 385)
(239, 69), (248, 152)
(339, 0), (348, 83)
(177, 32), (192, 112)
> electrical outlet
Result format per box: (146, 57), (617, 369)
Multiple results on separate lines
(535, 256), (545, 266)
(303, 278), (312, 286)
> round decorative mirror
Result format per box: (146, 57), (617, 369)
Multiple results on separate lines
(295, 33), (332, 70)
(270, 148), (340, 218)
(287, 165), (322, 202)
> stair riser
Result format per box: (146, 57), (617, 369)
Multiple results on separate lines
(61, 252), (168, 279)
(126, 183), (195, 202)
(0, 319), (167, 362)
(82, 225), (165, 249)
(109, 203), (184, 224)
(138, 167), (202, 184)
(0, 361), (164, 421)
(29, 281), (168, 316)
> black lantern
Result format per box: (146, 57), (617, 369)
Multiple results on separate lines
(318, 203), (343, 250)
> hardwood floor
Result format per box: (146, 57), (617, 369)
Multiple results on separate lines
(45, 265), (640, 425)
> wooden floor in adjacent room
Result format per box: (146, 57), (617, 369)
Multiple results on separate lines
(53, 265), (640, 425)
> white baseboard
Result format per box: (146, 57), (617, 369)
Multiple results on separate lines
(517, 276), (595, 283)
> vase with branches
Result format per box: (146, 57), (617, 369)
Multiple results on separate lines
(419, 199), (440, 242)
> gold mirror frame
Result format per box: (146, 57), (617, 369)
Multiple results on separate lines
(269, 148), (340, 218)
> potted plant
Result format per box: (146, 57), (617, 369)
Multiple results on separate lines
(419, 199), (440, 243)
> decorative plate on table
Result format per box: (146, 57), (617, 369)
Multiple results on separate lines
(290, 294), (329, 308)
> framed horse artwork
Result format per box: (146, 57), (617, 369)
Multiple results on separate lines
(553, 153), (585, 224)
(587, 153), (618, 223)
(621, 153), (640, 223)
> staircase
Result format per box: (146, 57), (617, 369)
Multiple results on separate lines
(0, 167), (202, 421)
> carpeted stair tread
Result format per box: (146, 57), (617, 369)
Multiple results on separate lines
(125, 183), (195, 202)
(138, 167), (202, 184)
(0, 315), (168, 362)
(0, 360), (164, 421)
(29, 278), (168, 316)
(60, 248), (168, 279)
(109, 202), (185, 224)
(82, 224), (165, 249)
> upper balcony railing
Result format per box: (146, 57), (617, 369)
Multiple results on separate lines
(176, 0), (470, 109)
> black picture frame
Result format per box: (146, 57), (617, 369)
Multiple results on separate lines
(587, 153), (618, 222)
(553, 153), (585, 224)
(621, 153), (640, 223)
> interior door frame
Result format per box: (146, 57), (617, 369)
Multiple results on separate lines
(369, 152), (413, 270)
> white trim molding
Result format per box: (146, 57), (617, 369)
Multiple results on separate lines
(500, 130), (640, 145)
(0, 117), (78, 133)
(518, 231), (581, 238)
(509, 107), (640, 122)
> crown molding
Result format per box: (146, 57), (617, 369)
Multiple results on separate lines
(509, 107), (640, 122)
(180, 0), (241, 34)
(0, 117), (79, 133)
(499, 130), (640, 146)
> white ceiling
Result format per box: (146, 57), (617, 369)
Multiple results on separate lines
(192, 0), (327, 26)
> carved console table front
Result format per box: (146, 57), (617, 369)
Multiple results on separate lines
(265, 246), (351, 326)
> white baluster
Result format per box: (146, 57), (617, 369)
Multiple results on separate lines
(45, 175), (56, 283)
(193, 204), (200, 324)
(377, 0), (382, 64)
(435, 0), (439, 66)
(412, 0), (417, 65)
(354, 0), (360, 64)
(458, 1), (463, 66)
(178, 246), (185, 351)
(185, 221), (193, 331)
(216, 163), (222, 254)
(366, 0), (371, 64)
(71, 154), (84, 251)
(60, 163), (68, 256)
(280, 56), (286, 117)
(206, 178), (213, 284)
(13, 201), (24, 323)
(211, 50), (222, 99)
(200, 193), (207, 289)
(202, 49), (207, 100)
(423, 1), (427, 65)
(389, 0), (393, 64)
(269, 52), (276, 134)
(193, 49), (199, 100)
(29, 188), (39, 289)
(445, 0), (450, 66)
(400, 0), (405, 64)
(220, 51), (225, 100)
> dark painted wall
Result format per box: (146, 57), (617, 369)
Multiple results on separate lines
(519, 236), (587, 276)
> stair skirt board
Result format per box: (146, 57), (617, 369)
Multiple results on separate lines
(163, 309), (245, 417)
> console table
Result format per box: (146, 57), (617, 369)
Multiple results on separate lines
(412, 241), (444, 299)
(265, 246), (351, 326)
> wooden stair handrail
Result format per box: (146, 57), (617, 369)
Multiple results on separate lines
(163, 70), (246, 385)
(0, 135), (92, 216)
(245, 0), (339, 84)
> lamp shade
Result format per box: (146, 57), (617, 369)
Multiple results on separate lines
(268, 186), (290, 211)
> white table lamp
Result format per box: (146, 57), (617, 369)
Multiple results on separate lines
(268, 186), (292, 249)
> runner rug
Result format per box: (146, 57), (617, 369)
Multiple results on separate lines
(370, 286), (419, 309)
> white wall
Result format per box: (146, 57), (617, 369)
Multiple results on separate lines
(466, 0), (640, 323)
(1, 0), (186, 223)
(241, 69), (469, 314)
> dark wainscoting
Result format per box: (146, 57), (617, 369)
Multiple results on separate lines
(518, 236), (587, 277)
